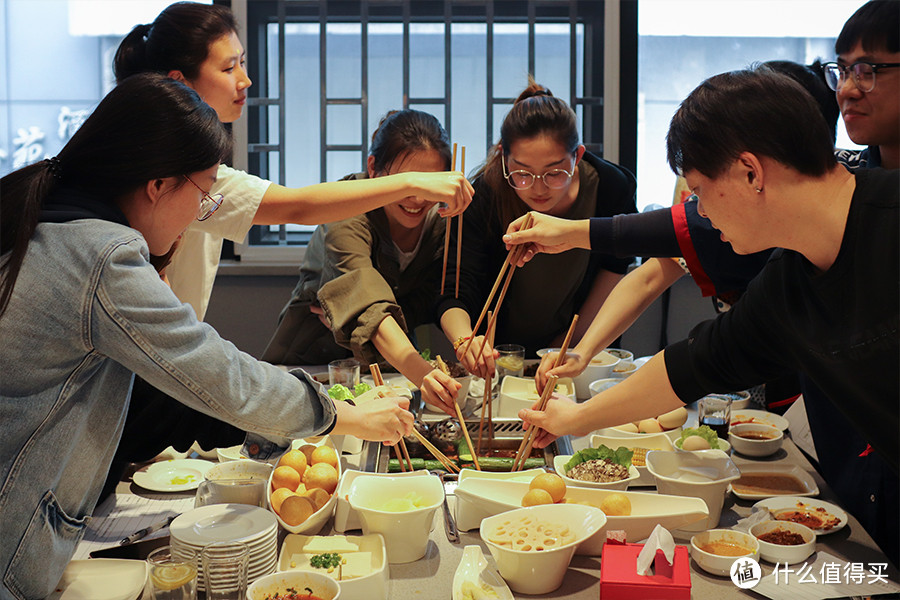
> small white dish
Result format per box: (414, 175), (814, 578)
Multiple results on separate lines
(690, 529), (759, 576)
(750, 519), (816, 564)
(728, 464), (819, 500)
(452, 545), (514, 600)
(730, 409), (789, 431)
(47, 559), (146, 600)
(594, 425), (684, 443)
(591, 433), (674, 487)
(553, 454), (640, 490)
(752, 497), (847, 535)
(205, 458), (272, 482)
(132, 458), (215, 492)
(674, 436), (731, 454)
(279, 533), (388, 600)
(588, 377), (621, 397)
(481, 504), (606, 595)
(728, 423), (783, 457)
(604, 347), (634, 362)
(215, 444), (246, 462)
(247, 570), (340, 600)
(573, 351), (619, 399)
(347, 473), (444, 563)
(611, 360), (638, 378)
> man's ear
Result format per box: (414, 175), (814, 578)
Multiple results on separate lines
(739, 152), (764, 191)
(168, 69), (187, 84)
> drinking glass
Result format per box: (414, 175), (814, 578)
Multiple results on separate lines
(147, 546), (197, 600)
(494, 344), (525, 379)
(201, 542), (249, 600)
(328, 359), (361, 388)
(698, 394), (733, 440)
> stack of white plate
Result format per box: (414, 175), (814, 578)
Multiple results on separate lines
(169, 503), (278, 590)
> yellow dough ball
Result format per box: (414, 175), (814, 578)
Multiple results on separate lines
(271, 466), (301, 492)
(280, 495), (316, 526)
(599, 493), (632, 516)
(522, 488), (554, 507)
(303, 462), (339, 494)
(311, 445), (339, 468)
(270, 487), (296, 514)
(529, 473), (567, 503)
(303, 487), (331, 511)
(277, 449), (308, 479)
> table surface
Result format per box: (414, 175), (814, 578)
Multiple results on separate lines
(80, 406), (899, 600)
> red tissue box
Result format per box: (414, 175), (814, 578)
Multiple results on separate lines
(599, 542), (691, 600)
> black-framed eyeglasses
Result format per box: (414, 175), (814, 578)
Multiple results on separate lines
(502, 153), (574, 190)
(184, 175), (224, 221)
(822, 61), (900, 93)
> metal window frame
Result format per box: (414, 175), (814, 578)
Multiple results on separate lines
(233, 0), (624, 263)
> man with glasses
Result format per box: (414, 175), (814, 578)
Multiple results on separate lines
(828, 0), (900, 170)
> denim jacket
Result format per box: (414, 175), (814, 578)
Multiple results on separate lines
(0, 219), (336, 600)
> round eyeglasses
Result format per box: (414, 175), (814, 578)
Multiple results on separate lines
(184, 175), (224, 221)
(822, 61), (900, 93)
(502, 153), (574, 190)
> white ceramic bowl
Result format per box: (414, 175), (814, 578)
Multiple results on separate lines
(750, 520), (816, 564)
(690, 529), (760, 576)
(604, 347), (634, 362)
(498, 376), (575, 419)
(247, 570), (340, 600)
(278, 533), (388, 600)
(216, 444), (247, 463)
(206, 459), (273, 482)
(346, 474), (444, 563)
(334, 469), (431, 533)
(645, 450), (740, 531)
(553, 455), (640, 490)
(588, 377), (621, 397)
(573, 351), (619, 399)
(728, 423), (784, 457)
(590, 433), (674, 487)
(594, 425), (684, 443)
(481, 504), (607, 595)
(611, 360), (638, 378)
(674, 436), (732, 454)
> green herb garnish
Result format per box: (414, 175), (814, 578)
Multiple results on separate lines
(309, 552), (342, 570)
(564, 444), (633, 473)
(419, 348), (432, 361)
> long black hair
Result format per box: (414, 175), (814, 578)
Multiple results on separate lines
(114, 1), (238, 82)
(0, 73), (231, 316)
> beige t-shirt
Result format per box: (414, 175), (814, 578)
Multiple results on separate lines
(165, 164), (270, 320)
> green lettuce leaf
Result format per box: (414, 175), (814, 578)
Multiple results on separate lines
(564, 444), (633, 473)
(327, 384), (354, 401)
(353, 382), (372, 396)
(677, 425), (721, 449)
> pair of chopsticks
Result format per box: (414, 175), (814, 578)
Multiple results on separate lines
(476, 311), (496, 457)
(462, 212), (535, 359)
(441, 144), (465, 298)
(369, 363), (413, 472)
(511, 314), (579, 471)
(436, 356), (480, 471)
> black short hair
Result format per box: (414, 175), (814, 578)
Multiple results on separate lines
(666, 67), (837, 179)
(835, 0), (899, 55)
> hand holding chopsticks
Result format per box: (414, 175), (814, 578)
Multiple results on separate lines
(369, 363), (414, 472)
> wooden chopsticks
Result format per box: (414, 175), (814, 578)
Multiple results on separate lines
(369, 363), (413, 472)
(510, 314), (579, 471)
(441, 143), (465, 298)
(409, 428), (460, 473)
(463, 212), (535, 358)
(476, 312), (497, 457)
(436, 355), (480, 471)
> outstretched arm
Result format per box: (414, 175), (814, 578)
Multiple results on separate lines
(254, 171), (474, 225)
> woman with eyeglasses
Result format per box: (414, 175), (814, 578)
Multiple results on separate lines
(263, 109), (463, 415)
(439, 77), (637, 377)
(0, 74), (413, 600)
(103, 1), (471, 499)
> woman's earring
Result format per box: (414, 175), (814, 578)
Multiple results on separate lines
(755, 187), (763, 193)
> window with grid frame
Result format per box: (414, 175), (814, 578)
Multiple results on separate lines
(232, 0), (610, 261)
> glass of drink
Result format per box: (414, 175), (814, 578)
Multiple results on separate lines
(328, 358), (360, 388)
(201, 542), (249, 600)
(698, 394), (733, 440)
(494, 344), (525, 379)
(147, 546), (197, 600)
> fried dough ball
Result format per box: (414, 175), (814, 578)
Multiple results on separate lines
(272, 465), (302, 492)
(303, 462), (339, 494)
(310, 445), (339, 468)
(522, 488), (554, 507)
(277, 449), (308, 479)
(270, 487), (296, 514)
(280, 495), (316, 526)
(529, 473), (567, 503)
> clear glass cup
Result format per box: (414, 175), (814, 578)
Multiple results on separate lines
(494, 344), (525, 379)
(698, 394), (733, 440)
(201, 541), (249, 600)
(147, 546), (197, 600)
(328, 358), (361, 388)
